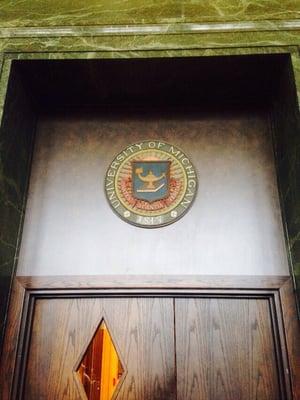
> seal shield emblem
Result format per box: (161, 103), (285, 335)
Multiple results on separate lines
(105, 140), (197, 228)
(132, 161), (170, 203)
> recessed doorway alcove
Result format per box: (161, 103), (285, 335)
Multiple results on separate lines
(3, 54), (295, 276)
(1, 53), (300, 400)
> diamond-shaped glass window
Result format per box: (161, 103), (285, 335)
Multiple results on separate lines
(76, 319), (125, 400)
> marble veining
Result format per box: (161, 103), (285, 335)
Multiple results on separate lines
(270, 54), (300, 310)
(0, 63), (36, 350)
(0, 20), (300, 39)
(292, 53), (300, 109)
(0, 0), (299, 28)
(0, 30), (299, 53)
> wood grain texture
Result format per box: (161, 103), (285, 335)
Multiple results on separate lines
(0, 278), (25, 400)
(2, 276), (299, 399)
(23, 297), (175, 400)
(175, 297), (281, 400)
(280, 279), (300, 399)
(17, 275), (290, 290)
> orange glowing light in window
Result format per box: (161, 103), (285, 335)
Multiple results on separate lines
(77, 320), (124, 400)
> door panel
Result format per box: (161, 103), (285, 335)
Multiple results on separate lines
(2, 277), (299, 400)
(23, 297), (175, 400)
(175, 298), (281, 400)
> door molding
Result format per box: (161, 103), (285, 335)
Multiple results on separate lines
(1, 275), (299, 399)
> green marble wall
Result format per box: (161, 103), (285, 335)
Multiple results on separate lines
(0, 0), (299, 26)
(0, 62), (36, 353)
(0, 0), (299, 356)
(272, 55), (300, 311)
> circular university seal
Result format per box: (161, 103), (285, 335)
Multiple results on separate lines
(105, 140), (197, 228)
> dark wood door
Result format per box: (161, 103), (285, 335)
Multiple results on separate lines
(23, 297), (175, 400)
(18, 293), (290, 400)
(175, 297), (282, 400)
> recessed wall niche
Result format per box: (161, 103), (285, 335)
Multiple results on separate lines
(1, 53), (300, 399)
(1, 55), (297, 279)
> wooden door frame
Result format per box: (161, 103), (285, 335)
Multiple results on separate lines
(1, 275), (299, 399)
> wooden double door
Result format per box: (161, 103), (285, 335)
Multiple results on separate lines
(12, 284), (297, 400)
